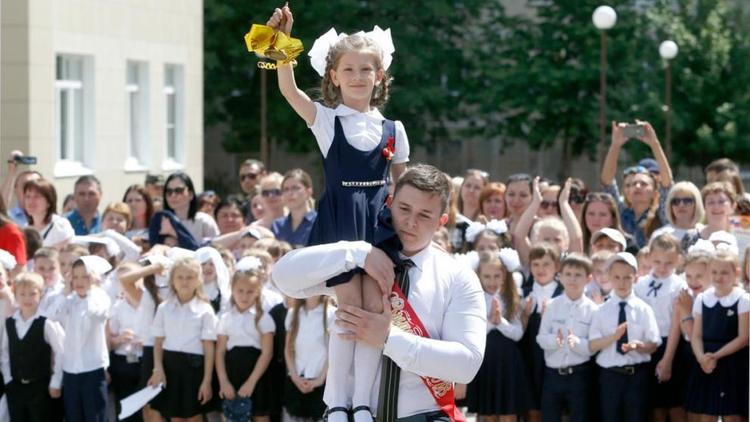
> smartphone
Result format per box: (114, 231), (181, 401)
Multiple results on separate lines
(14, 155), (37, 165)
(622, 124), (645, 139)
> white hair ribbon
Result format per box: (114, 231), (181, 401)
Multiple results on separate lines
(498, 248), (521, 272)
(308, 25), (395, 77)
(236, 256), (263, 273)
(465, 219), (508, 243)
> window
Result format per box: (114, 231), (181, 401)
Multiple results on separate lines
(55, 54), (94, 176)
(125, 61), (149, 169)
(163, 64), (184, 167)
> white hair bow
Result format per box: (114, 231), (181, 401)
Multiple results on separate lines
(236, 256), (263, 273)
(308, 25), (395, 77)
(498, 248), (521, 272)
(465, 219), (508, 243)
(688, 239), (715, 255)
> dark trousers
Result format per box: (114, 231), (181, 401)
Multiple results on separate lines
(109, 353), (143, 422)
(542, 364), (592, 422)
(6, 380), (51, 422)
(599, 365), (649, 422)
(63, 368), (108, 422)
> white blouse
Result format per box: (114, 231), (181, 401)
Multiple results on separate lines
(217, 305), (275, 350)
(284, 303), (335, 379)
(151, 297), (217, 355)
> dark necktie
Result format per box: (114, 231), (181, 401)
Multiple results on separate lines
(647, 279), (663, 297)
(377, 259), (414, 422)
(616, 301), (628, 355)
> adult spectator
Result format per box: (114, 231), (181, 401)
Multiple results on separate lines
(504, 173), (534, 236)
(144, 174), (165, 211)
(601, 121), (673, 248)
(704, 158), (749, 201)
(0, 195), (26, 271)
(537, 183), (561, 218)
(239, 158), (267, 197)
(457, 169), (489, 222)
(581, 192), (634, 254)
(122, 184), (154, 240)
(214, 196), (246, 235)
(66, 175), (102, 235)
(197, 190), (221, 216)
(162, 172), (219, 242)
(681, 181), (737, 250)
(253, 172), (286, 229)
(478, 182), (506, 221)
(272, 169), (317, 247)
(566, 178), (588, 223)
(0, 150), (42, 227)
(23, 179), (74, 248)
(650, 182), (705, 243)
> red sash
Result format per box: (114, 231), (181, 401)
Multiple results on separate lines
(389, 284), (466, 422)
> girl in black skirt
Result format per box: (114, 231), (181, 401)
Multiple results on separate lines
(283, 295), (332, 421)
(467, 251), (530, 421)
(148, 257), (218, 421)
(685, 249), (749, 421)
(216, 258), (275, 422)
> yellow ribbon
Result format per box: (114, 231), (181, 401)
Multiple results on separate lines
(244, 24), (304, 64)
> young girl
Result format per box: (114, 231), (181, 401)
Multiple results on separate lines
(467, 251), (529, 421)
(685, 249), (749, 421)
(216, 259), (275, 422)
(195, 247), (231, 314)
(266, 5), (408, 421)
(58, 256), (112, 421)
(284, 295), (333, 421)
(148, 257), (218, 421)
(520, 243), (563, 422)
(107, 262), (158, 422)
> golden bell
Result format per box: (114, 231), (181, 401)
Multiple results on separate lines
(263, 47), (288, 61)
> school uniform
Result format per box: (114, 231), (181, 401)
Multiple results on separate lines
(589, 291), (661, 422)
(150, 296), (217, 419)
(218, 305), (276, 416)
(537, 294), (597, 422)
(684, 287), (749, 417)
(58, 286), (111, 422)
(108, 290), (152, 422)
(467, 292), (530, 416)
(0, 310), (64, 422)
(39, 278), (66, 319)
(520, 279), (563, 409)
(283, 303), (334, 419)
(634, 272), (689, 409)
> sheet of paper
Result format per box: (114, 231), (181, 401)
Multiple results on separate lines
(118, 383), (164, 420)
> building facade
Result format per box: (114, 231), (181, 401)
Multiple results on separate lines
(1, 0), (203, 207)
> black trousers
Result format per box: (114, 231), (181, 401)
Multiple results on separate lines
(6, 379), (52, 422)
(542, 364), (593, 422)
(599, 364), (649, 422)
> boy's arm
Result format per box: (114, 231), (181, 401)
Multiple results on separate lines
(535, 307), (559, 351)
(45, 319), (66, 389)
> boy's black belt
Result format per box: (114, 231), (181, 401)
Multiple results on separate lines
(603, 363), (646, 376)
(546, 361), (592, 376)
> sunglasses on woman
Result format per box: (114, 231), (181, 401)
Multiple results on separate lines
(670, 197), (695, 207)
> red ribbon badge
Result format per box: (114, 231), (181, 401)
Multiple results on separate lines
(382, 136), (395, 160)
(389, 283), (466, 422)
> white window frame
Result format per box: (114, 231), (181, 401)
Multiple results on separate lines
(54, 54), (94, 178)
(124, 60), (150, 171)
(162, 64), (185, 171)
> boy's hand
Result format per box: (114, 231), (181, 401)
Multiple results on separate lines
(363, 247), (395, 294)
(566, 329), (580, 349)
(49, 387), (61, 398)
(555, 329), (565, 348)
(620, 340), (643, 354)
(523, 297), (535, 317)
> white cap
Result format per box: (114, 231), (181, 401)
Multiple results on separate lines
(79, 255), (113, 277)
(606, 252), (638, 273)
(0, 250), (17, 271)
(708, 231), (738, 249)
(591, 228), (627, 251)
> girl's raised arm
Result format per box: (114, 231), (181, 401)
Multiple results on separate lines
(268, 6), (316, 125)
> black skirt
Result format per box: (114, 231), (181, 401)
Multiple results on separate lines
(646, 337), (688, 408)
(154, 350), (211, 419)
(138, 346), (165, 411)
(467, 330), (531, 415)
(685, 345), (749, 416)
(226, 346), (272, 416)
(283, 375), (326, 418)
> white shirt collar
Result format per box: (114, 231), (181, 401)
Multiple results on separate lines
(12, 309), (42, 322)
(333, 104), (385, 121)
(230, 304), (257, 316)
(613, 290), (636, 304)
(562, 293), (584, 306)
(533, 281), (558, 295)
(702, 286), (745, 307)
(168, 296), (205, 312)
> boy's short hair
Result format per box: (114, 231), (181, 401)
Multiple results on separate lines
(60, 243), (89, 257)
(561, 253), (593, 275)
(33, 247), (60, 261)
(529, 243), (561, 264)
(648, 233), (681, 253)
(14, 272), (44, 292)
(394, 164), (451, 213)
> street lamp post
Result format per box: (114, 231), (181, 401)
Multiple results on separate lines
(659, 40), (678, 159)
(593, 6), (617, 167)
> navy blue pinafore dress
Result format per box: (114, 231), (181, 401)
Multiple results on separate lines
(307, 115), (398, 287)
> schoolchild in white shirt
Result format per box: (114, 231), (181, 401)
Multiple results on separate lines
(537, 253), (597, 422)
(195, 247), (231, 315)
(633, 233), (688, 419)
(1, 272), (65, 421)
(148, 257), (218, 421)
(30, 248), (66, 317)
(216, 257), (275, 422)
(589, 252), (661, 422)
(58, 256), (112, 422)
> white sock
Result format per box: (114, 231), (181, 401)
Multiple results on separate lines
(352, 342), (381, 422)
(325, 326), (354, 422)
